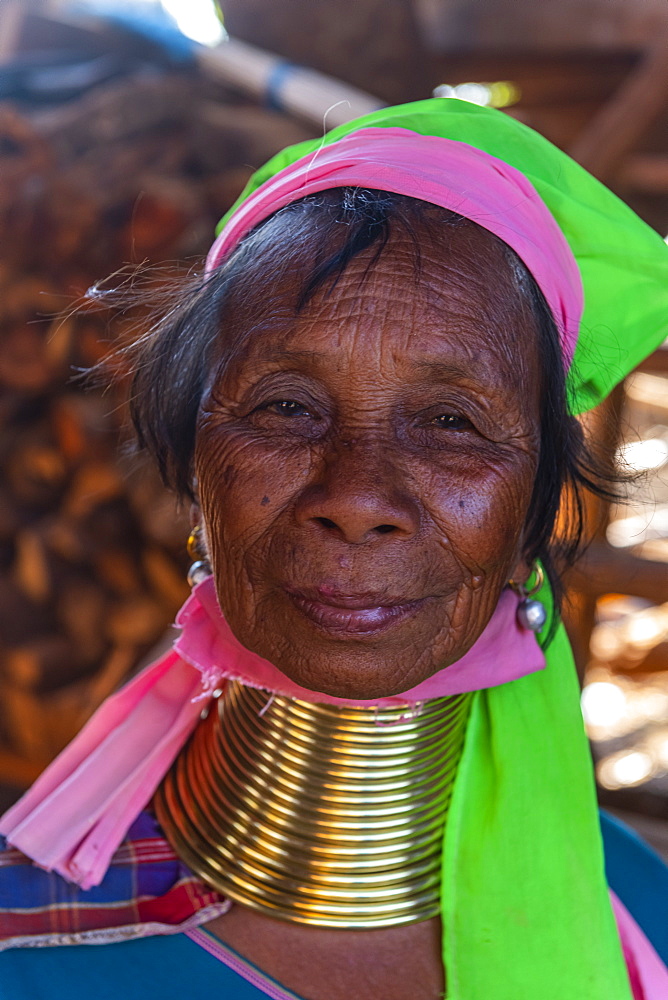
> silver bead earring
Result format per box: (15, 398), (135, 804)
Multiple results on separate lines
(186, 525), (212, 587)
(509, 563), (547, 633)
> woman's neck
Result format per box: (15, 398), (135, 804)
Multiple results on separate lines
(156, 679), (471, 929)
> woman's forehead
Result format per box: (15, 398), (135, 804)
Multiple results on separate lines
(222, 222), (539, 382)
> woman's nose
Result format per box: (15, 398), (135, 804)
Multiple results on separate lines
(295, 444), (419, 544)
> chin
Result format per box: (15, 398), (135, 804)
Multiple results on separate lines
(264, 640), (439, 702)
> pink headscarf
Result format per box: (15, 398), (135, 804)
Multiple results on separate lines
(207, 127), (583, 365)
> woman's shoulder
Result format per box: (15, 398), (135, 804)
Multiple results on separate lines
(0, 811), (227, 950)
(0, 933), (197, 1000)
(0, 930), (305, 1000)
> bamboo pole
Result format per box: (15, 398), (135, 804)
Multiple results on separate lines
(197, 37), (385, 132)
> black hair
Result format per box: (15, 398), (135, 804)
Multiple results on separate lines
(95, 187), (620, 621)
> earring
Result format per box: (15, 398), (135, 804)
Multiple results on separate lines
(186, 525), (212, 587)
(509, 563), (547, 633)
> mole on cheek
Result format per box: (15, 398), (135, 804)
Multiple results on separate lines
(261, 496), (270, 506)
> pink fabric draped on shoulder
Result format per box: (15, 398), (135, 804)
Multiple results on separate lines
(0, 577), (543, 889)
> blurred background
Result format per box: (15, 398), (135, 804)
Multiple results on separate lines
(0, 0), (666, 852)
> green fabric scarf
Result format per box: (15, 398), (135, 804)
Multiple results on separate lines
(444, 587), (629, 999)
(215, 99), (668, 999)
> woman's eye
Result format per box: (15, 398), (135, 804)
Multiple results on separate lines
(432, 413), (471, 430)
(267, 400), (311, 417)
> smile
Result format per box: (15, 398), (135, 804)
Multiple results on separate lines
(286, 588), (427, 637)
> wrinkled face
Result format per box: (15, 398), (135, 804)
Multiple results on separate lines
(195, 218), (542, 700)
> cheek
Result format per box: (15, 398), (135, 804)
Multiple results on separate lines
(424, 453), (536, 572)
(194, 420), (312, 556)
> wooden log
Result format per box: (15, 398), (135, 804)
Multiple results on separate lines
(0, 487), (20, 540)
(205, 166), (255, 214)
(0, 276), (62, 322)
(92, 550), (143, 596)
(0, 685), (52, 761)
(123, 463), (190, 550)
(634, 640), (668, 674)
(4, 636), (86, 692)
(634, 346), (668, 377)
(33, 73), (214, 153)
(117, 184), (198, 259)
(192, 103), (316, 171)
(0, 324), (57, 392)
(55, 580), (109, 664)
(63, 462), (124, 518)
(142, 547), (190, 610)
(106, 596), (166, 646)
(12, 529), (51, 604)
(0, 579), (53, 648)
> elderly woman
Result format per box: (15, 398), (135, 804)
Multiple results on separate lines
(1, 100), (668, 1000)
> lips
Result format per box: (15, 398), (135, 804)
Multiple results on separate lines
(286, 586), (426, 637)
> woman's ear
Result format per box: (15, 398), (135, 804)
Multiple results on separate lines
(508, 555), (532, 589)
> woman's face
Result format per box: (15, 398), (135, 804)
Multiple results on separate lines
(196, 219), (542, 700)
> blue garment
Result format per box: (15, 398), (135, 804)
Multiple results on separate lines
(1, 812), (666, 999)
(601, 810), (668, 965)
(0, 931), (300, 1000)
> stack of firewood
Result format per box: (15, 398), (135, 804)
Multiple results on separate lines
(0, 69), (315, 786)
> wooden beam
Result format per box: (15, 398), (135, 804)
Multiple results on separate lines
(569, 30), (668, 181)
(619, 153), (668, 193)
(568, 543), (668, 604)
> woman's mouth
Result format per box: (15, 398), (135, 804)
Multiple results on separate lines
(286, 588), (426, 637)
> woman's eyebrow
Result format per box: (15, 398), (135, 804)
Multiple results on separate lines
(246, 347), (322, 366)
(411, 359), (493, 385)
